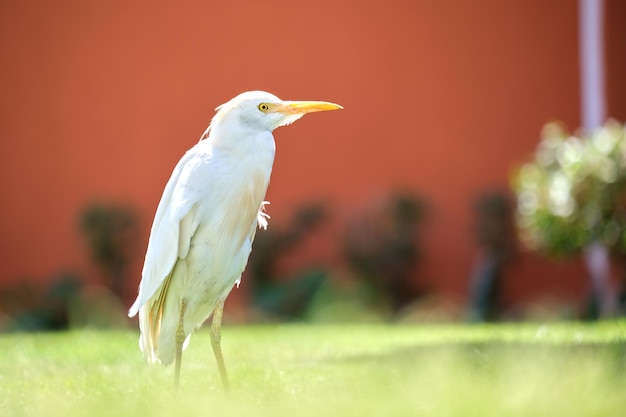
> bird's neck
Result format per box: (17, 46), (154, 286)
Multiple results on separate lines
(207, 127), (276, 180)
(209, 121), (272, 149)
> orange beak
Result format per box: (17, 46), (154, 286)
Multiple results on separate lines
(274, 100), (343, 115)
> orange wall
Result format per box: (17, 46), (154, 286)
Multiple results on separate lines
(1, 1), (624, 309)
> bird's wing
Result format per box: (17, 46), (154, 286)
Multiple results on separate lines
(128, 144), (208, 317)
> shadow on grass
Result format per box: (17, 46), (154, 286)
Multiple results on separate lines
(330, 340), (626, 372)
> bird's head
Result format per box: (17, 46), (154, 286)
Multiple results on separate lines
(206, 91), (343, 139)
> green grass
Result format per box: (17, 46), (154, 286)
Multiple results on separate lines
(1, 321), (626, 416)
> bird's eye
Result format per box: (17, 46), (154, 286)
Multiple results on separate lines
(258, 103), (270, 112)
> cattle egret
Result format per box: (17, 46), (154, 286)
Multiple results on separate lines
(128, 91), (342, 390)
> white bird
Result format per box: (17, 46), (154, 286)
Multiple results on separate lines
(128, 90), (342, 389)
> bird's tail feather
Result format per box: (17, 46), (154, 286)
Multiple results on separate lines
(137, 271), (191, 366)
(138, 303), (160, 364)
(136, 270), (174, 364)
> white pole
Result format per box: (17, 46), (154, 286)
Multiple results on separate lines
(579, 0), (613, 317)
(579, 0), (606, 131)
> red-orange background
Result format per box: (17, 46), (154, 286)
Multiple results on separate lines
(1, 1), (625, 313)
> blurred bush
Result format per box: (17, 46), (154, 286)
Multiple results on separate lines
(513, 120), (626, 316)
(0, 272), (82, 331)
(343, 191), (428, 316)
(468, 191), (517, 321)
(513, 120), (626, 256)
(0, 200), (140, 331)
(79, 202), (140, 300)
(247, 201), (329, 320)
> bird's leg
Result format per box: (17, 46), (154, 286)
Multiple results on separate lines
(210, 299), (230, 391)
(174, 299), (187, 390)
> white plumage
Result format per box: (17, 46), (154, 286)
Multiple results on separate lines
(128, 91), (342, 389)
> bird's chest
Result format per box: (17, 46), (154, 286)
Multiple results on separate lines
(184, 144), (274, 279)
(219, 165), (269, 234)
(190, 161), (271, 259)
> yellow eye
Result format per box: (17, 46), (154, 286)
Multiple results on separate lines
(258, 103), (270, 112)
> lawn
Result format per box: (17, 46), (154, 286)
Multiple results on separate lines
(1, 321), (625, 417)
